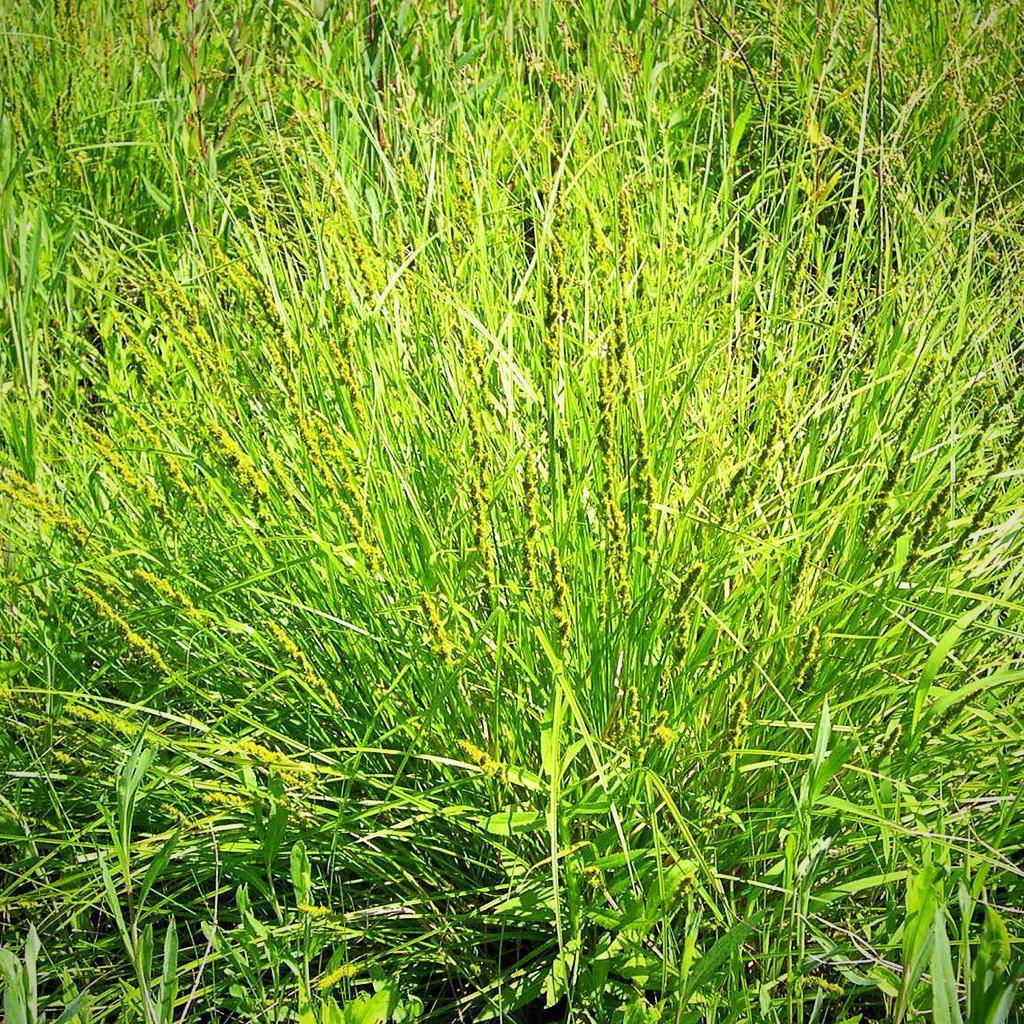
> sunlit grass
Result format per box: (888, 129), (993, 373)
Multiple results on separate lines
(1, 1), (1023, 1021)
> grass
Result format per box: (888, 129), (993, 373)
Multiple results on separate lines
(1, 0), (1024, 1021)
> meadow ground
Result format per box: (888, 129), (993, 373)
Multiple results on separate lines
(2, 0), (1024, 1021)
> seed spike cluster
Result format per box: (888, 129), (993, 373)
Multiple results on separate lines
(670, 562), (703, 661)
(0, 470), (89, 545)
(597, 351), (630, 606)
(549, 545), (571, 646)
(136, 568), (204, 623)
(266, 620), (339, 710)
(467, 407), (498, 609)
(458, 739), (506, 779)
(421, 592), (455, 668)
(209, 421), (271, 521)
(651, 710), (677, 748)
(727, 689), (749, 758)
(329, 316), (369, 431)
(908, 481), (953, 562)
(794, 625), (820, 691)
(786, 544), (811, 617)
(84, 423), (169, 522)
(80, 585), (169, 673)
(634, 417), (657, 559)
(543, 230), (568, 369)
(522, 454), (541, 592)
(862, 447), (905, 537)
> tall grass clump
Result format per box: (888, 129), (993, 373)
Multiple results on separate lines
(2, 0), (1024, 1022)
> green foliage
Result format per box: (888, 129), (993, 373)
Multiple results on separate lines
(2, 0), (1024, 1020)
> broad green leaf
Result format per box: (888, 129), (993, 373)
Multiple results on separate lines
(896, 864), (941, 1022)
(158, 920), (178, 1024)
(482, 809), (545, 835)
(290, 841), (311, 907)
(913, 605), (987, 731)
(139, 829), (179, 910)
(930, 908), (963, 1024)
(341, 983), (397, 1024)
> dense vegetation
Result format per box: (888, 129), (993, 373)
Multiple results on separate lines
(2, 0), (1024, 1021)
